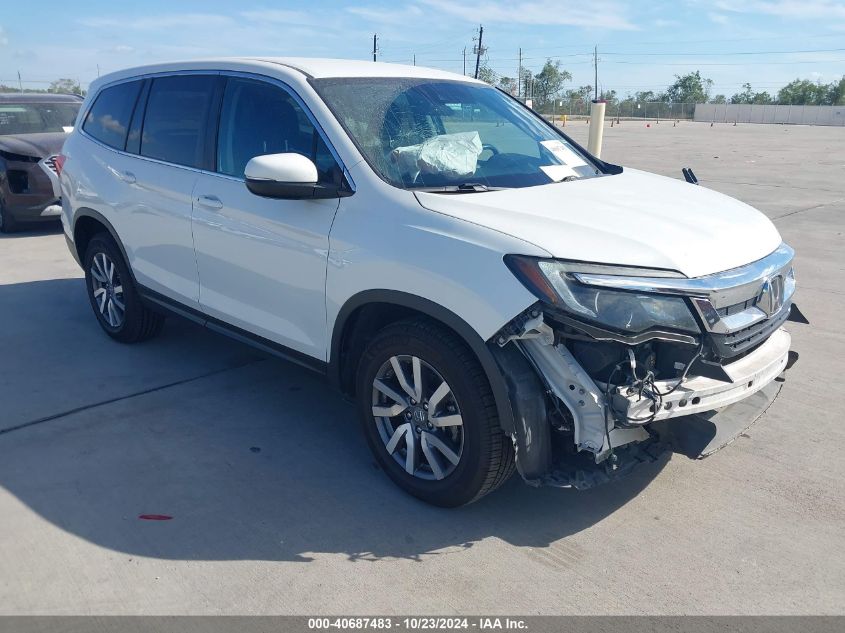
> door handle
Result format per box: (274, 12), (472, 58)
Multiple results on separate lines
(195, 194), (223, 210)
(121, 171), (136, 184)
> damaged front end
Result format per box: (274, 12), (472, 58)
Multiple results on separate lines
(492, 243), (802, 489)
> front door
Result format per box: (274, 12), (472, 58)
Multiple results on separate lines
(191, 76), (345, 361)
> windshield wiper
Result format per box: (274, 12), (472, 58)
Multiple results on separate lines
(414, 182), (507, 193)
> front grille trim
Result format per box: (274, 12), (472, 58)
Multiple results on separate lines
(708, 299), (792, 358)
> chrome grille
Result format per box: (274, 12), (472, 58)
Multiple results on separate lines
(41, 154), (60, 176)
(717, 296), (758, 317)
(709, 300), (792, 357)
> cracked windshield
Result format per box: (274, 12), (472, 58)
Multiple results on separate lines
(314, 78), (599, 190)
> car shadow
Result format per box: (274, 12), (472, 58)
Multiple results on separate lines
(0, 278), (667, 563)
(0, 221), (63, 238)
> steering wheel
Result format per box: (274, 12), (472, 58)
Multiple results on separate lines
(481, 143), (500, 158)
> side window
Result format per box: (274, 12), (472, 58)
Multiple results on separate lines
(140, 75), (217, 169)
(82, 80), (143, 150)
(217, 77), (341, 183)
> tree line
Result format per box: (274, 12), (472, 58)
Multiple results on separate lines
(480, 60), (845, 110)
(0, 78), (86, 96)
(5, 69), (845, 109)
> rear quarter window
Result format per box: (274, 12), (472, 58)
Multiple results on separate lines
(82, 81), (143, 150)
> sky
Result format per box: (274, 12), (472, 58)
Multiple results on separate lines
(2, 0), (844, 98)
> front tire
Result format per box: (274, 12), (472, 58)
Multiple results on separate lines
(84, 233), (164, 343)
(356, 318), (515, 507)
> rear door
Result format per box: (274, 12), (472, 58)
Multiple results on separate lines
(125, 73), (222, 308)
(191, 75), (345, 360)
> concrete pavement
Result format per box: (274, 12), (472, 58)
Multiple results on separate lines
(0, 121), (842, 614)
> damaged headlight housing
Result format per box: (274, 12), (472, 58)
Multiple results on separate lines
(505, 256), (700, 334)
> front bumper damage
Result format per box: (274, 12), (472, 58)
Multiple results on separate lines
(493, 313), (796, 489)
(0, 153), (62, 221)
(610, 328), (790, 423)
(491, 246), (804, 490)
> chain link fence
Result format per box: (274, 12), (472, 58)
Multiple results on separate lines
(533, 99), (698, 122)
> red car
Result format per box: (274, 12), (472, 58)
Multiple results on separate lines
(0, 93), (82, 232)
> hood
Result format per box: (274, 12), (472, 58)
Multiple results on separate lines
(0, 132), (68, 160)
(415, 168), (782, 278)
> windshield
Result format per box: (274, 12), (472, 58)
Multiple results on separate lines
(0, 102), (80, 136)
(313, 78), (598, 190)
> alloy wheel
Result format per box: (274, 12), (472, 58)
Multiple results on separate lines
(371, 355), (464, 481)
(90, 252), (125, 328)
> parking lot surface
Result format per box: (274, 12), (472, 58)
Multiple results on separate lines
(1, 121), (843, 615)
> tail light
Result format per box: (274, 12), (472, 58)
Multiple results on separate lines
(55, 154), (67, 178)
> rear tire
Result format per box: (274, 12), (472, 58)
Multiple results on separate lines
(84, 233), (164, 343)
(356, 318), (515, 507)
(0, 202), (19, 233)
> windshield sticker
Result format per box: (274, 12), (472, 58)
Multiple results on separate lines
(540, 140), (588, 168)
(540, 164), (578, 182)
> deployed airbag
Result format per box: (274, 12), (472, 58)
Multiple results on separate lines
(391, 131), (483, 178)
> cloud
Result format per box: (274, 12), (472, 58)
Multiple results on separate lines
(419, 0), (638, 30)
(0, 26), (7, 46)
(708, 12), (730, 24)
(347, 5), (425, 25)
(714, 0), (845, 20)
(239, 9), (320, 26)
(106, 45), (136, 54)
(77, 13), (234, 30)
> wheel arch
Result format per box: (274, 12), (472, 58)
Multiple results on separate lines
(71, 208), (135, 281)
(329, 290), (516, 437)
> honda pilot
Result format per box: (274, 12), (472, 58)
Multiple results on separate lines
(60, 59), (799, 506)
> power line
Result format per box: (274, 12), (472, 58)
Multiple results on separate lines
(600, 47), (845, 57)
(381, 31), (476, 55)
(383, 45), (845, 64)
(608, 59), (845, 66)
(519, 31), (845, 50)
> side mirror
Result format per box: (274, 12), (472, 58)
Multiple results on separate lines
(244, 153), (348, 200)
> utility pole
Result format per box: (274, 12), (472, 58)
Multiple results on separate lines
(17, 71), (23, 94)
(372, 33), (378, 62)
(518, 48), (522, 98)
(593, 45), (599, 100)
(473, 24), (485, 80)
(413, 54), (416, 66)
(462, 48), (466, 75)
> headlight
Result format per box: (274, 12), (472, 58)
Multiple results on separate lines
(505, 256), (700, 334)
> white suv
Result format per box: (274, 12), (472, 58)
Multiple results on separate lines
(60, 58), (797, 506)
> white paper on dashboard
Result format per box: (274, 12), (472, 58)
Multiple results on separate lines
(540, 164), (578, 182)
(540, 140), (588, 168)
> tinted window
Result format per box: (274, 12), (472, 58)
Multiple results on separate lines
(141, 75), (217, 168)
(82, 81), (142, 149)
(0, 102), (80, 136)
(217, 77), (340, 183)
